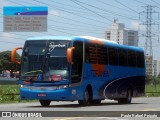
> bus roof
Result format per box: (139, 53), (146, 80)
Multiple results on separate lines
(26, 36), (143, 52)
(27, 36), (73, 41)
(26, 36), (115, 42)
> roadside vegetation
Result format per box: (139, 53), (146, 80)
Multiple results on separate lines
(145, 76), (160, 97)
(0, 85), (37, 104)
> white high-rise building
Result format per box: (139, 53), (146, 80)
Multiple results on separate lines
(105, 19), (138, 46)
(154, 60), (160, 77)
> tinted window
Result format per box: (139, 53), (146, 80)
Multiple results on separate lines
(85, 43), (108, 64)
(118, 48), (128, 66)
(137, 52), (145, 68)
(97, 44), (108, 64)
(85, 43), (97, 64)
(128, 50), (136, 67)
(108, 47), (118, 65)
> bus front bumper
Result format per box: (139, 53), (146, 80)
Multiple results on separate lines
(20, 85), (73, 101)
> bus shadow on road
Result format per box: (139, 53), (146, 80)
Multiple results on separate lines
(26, 102), (146, 108)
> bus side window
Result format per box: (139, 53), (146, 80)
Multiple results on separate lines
(118, 48), (128, 66)
(108, 47), (118, 66)
(128, 50), (136, 67)
(85, 43), (97, 64)
(97, 45), (108, 65)
(137, 52), (145, 68)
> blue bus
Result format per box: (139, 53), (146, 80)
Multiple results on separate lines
(11, 36), (145, 107)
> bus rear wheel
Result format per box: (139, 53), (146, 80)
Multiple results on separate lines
(118, 88), (132, 104)
(78, 89), (90, 106)
(125, 88), (132, 104)
(39, 100), (51, 107)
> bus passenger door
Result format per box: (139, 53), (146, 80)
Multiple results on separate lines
(71, 41), (83, 84)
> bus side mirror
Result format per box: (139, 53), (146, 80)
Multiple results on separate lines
(11, 47), (23, 64)
(67, 47), (75, 64)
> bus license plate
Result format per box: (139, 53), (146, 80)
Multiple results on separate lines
(38, 94), (46, 97)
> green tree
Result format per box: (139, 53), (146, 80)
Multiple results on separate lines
(0, 51), (20, 77)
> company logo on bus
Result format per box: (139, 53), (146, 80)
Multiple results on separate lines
(49, 42), (66, 52)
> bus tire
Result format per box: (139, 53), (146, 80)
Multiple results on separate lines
(90, 100), (101, 104)
(118, 98), (125, 104)
(78, 89), (90, 106)
(118, 88), (132, 104)
(39, 100), (51, 107)
(125, 88), (132, 104)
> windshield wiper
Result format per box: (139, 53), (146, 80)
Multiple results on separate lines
(23, 70), (43, 82)
(24, 70), (43, 75)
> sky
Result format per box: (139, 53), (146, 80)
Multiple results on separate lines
(0, 0), (160, 59)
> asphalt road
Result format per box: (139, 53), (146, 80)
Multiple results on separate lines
(0, 97), (160, 120)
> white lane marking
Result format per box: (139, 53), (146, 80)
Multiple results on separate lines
(139, 109), (157, 111)
(53, 117), (128, 120)
(98, 117), (128, 120)
(53, 117), (81, 120)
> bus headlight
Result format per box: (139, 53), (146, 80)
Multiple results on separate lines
(58, 85), (68, 89)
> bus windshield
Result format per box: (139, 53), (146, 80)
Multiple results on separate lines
(20, 40), (71, 81)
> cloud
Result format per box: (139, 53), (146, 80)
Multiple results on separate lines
(131, 20), (145, 31)
(130, 20), (140, 30)
(0, 32), (25, 52)
(1, 32), (16, 38)
(49, 10), (61, 16)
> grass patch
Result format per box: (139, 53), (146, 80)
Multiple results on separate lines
(0, 85), (37, 104)
(145, 84), (160, 97)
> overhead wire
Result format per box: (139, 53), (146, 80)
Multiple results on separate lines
(32, 0), (110, 25)
(133, 0), (149, 5)
(49, 0), (100, 16)
(51, 14), (106, 28)
(48, 19), (103, 30)
(70, 0), (134, 30)
(70, 0), (113, 22)
(114, 0), (139, 14)
(150, 0), (160, 8)
(70, 0), (138, 21)
(49, 25), (101, 34)
(95, 0), (131, 12)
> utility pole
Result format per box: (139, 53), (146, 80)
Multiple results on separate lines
(140, 5), (159, 88)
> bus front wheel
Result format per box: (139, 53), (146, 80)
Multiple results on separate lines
(78, 89), (90, 106)
(39, 100), (51, 107)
